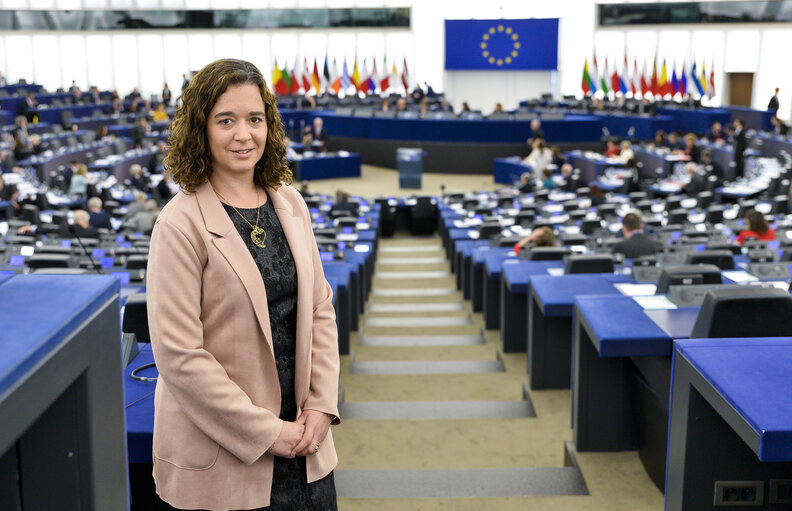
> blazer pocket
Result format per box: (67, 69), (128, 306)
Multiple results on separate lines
(153, 399), (221, 471)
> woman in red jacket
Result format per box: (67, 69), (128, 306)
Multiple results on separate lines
(736, 209), (776, 245)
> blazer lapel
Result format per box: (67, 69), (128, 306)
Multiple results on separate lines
(268, 186), (313, 402)
(194, 181), (274, 356)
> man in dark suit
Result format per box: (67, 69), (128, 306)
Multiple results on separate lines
(732, 118), (747, 179)
(87, 197), (113, 231)
(700, 149), (724, 185)
(768, 87), (780, 112)
(611, 211), (663, 259)
(60, 209), (99, 239)
(682, 162), (706, 196)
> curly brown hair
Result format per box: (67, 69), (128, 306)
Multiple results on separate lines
(164, 59), (292, 192)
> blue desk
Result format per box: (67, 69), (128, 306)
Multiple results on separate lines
(567, 151), (625, 184)
(493, 157), (531, 185)
(596, 112), (674, 141)
(527, 273), (633, 389)
(125, 343), (157, 464)
(752, 132), (792, 159)
(572, 294), (700, 490)
(456, 240), (489, 298)
(479, 250), (516, 327)
(499, 260), (565, 353)
(31, 103), (112, 124)
(322, 262), (351, 355)
(292, 152), (361, 181)
(667, 338), (792, 510)
(0, 274), (127, 508)
(658, 107), (732, 134)
(726, 106), (774, 132)
(634, 147), (674, 179)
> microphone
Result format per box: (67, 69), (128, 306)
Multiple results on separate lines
(69, 224), (103, 273)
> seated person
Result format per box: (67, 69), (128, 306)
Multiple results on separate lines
(513, 226), (554, 255)
(736, 209), (776, 245)
(0, 178), (19, 219)
(303, 117), (327, 150)
(541, 168), (557, 190)
(333, 190), (358, 215)
(492, 102), (505, 115)
(589, 184), (606, 207)
(518, 172), (533, 194)
(87, 196), (113, 230)
(125, 191), (148, 219)
(611, 211), (663, 259)
(705, 121), (724, 142)
(649, 129), (667, 149)
(124, 199), (158, 233)
(152, 102), (169, 123)
(68, 163), (89, 197)
(604, 139), (620, 158)
(550, 145), (567, 167)
(127, 163), (149, 193)
(523, 139), (552, 179)
(155, 173), (177, 204)
(60, 209), (98, 239)
(680, 133), (701, 162)
(699, 149), (724, 184)
(380, 98), (391, 111)
(667, 132), (683, 151)
(526, 118), (544, 144)
(617, 140), (634, 164)
(682, 162), (706, 196)
(771, 116), (789, 136)
(559, 163), (575, 191)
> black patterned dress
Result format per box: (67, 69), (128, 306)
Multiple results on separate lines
(162, 194), (337, 511)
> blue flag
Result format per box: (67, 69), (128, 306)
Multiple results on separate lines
(445, 19), (558, 71)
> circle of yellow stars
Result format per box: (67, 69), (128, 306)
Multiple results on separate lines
(480, 24), (520, 66)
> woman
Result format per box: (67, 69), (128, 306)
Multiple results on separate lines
(152, 102), (170, 123)
(68, 163), (89, 197)
(736, 209), (776, 245)
(513, 226), (555, 255)
(523, 138), (552, 179)
(147, 59), (340, 511)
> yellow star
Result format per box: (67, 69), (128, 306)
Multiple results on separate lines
(512, 33), (519, 40)
(506, 27), (512, 34)
(505, 57), (512, 64)
(497, 59), (503, 66)
(489, 27), (495, 34)
(483, 33), (489, 40)
(514, 42), (521, 49)
(480, 42), (487, 49)
(489, 57), (495, 64)
(511, 50), (518, 58)
(497, 25), (504, 32)
(482, 51), (489, 57)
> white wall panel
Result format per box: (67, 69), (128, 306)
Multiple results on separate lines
(724, 29), (760, 73)
(211, 0), (238, 7)
(85, 34), (113, 91)
(83, 0), (109, 8)
(135, 0), (160, 8)
(59, 35), (88, 90)
(270, 33), (299, 74)
(138, 34), (165, 98)
(755, 29), (792, 117)
(160, 0), (185, 7)
(32, 35), (60, 91)
(240, 32), (271, 85)
(213, 32), (242, 61)
(5, 35), (33, 85)
(184, 0), (210, 8)
(109, 0), (134, 7)
(56, 0), (82, 8)
(1, 0), (29, 8)
(162, 33), (190, 97)
(239, 0), (266, 7)
(187, 33), (214, 72)
(111, 34), (140, 94)
(28, 0), (55, 8)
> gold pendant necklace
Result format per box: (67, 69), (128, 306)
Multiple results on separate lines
(215, 188), (267, 248)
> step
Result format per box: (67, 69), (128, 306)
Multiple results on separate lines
(378, 257), (447, 265)
(338, 399), (535, 420)
(359, 334), (485, 347)
(380, 246), (443, 253)
(349, 355), (505, 375)
(372, 288), (456, 297)
(375, 271), (451, 279)
(335, 466), (588, 498)
(368, 302), (464, 313)
(364, 316), (472, 327)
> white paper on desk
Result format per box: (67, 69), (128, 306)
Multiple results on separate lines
(722, 270), (759, 283)
(467, 230), (480, 239)
(633, 295), (677, 310)
(748, 280), (789, 290)
(547, 268), (565, 276)
(614, 283), (657, 297)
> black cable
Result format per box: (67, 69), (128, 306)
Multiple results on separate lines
(130, 362), (158, 382)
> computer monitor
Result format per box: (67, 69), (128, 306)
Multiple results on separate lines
(656, 264), (722, 294)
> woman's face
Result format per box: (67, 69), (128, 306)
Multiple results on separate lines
(206, 83), (267, 179)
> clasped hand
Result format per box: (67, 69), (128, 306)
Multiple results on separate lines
(268, 410), (332, 458)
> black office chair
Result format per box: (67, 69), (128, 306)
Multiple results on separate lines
(561, 233), (588, 246)
(747, 249), (777, 263)
(36, 246), (73, 255)
(656, 264), (722, 294)
(478, 222), (502, 240)
(704, 206), (724, 224)
(581, 218), (602, 235)
(122, 293), (150, 343)
(635, 199), (654, 213)
(696, 191), (713, 209)
(409, 196), (436, 235)
(125, 255), (148, 270)
(685, 250), (735, 270)
(21, 204), (40, 225)
(26, 254), (73, 269)
(690, 287), (792, 338)
(705, 242), (741, 255)
(522, 247), (570, 261)
(667, 208), (689, 225)
(374, 198), (395, 237)
(5, 235), (36, 245)
(515, 211), (535, 228)
(564, 254), (615, 274)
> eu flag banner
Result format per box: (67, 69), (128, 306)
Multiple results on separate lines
(444, 19), (558, 71)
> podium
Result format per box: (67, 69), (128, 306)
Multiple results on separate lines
(0, 274), (128, 510)
(397, 148), (425, 189)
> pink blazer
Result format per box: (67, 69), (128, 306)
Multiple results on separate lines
(147, 180), (340, 511)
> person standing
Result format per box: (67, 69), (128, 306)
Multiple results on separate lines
(768, 87), (780, 113)
(732, 118), (747, 179)
(148, 58), (340, 511)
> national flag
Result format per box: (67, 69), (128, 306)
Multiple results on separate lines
(330, 57), (342, 94)
(341, 57), (352, 92)
(581, 57), (596, 94)
(632, 57), (641, 96)
(699, 61), (709, 97)
(600, 56), (610, 94)
(650, 55), (658, 96)
(302, 58), (311, 93)
(610, 57), (621, 94)
(690, 60), (705, 96)
(369, 58), (379, 93)
(708, 60), (716, 100)
(591, 53), (601, 94)
(671, 63), (679, 96)
(618, 54), (629, 94)
(272, 59), (287, 95)
(281, 66), (292, 95)
(352, 57), (361, 91)
(380, 55), (391, 92)
(290, 62), (300, 95)
(658, 58), (670, 96)
(679, 62), (687, 96)
(401, 57), (409, 91)
(311, 58), (321, 93)
(323, 55), (330, 89)
(640, 59), (650, 96)
(359, 58), (371, 94)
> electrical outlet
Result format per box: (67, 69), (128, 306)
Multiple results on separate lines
(769, 479), (792, 504)
(714, 481), (764, 506)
